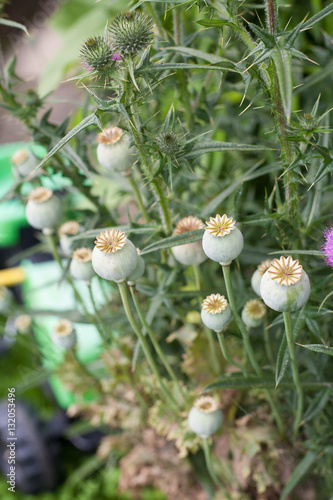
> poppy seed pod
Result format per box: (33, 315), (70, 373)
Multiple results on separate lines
(188, 396), (223, 438)
(202, 214), (244, 266)
(92, 228), (138, 283)
(70, 248), (95, 281)
(11, 148), (38, 178)
(251, 259), (272, 296)
(96, 126), (133, 172)
(260, 256), (310, 312)
(25, 187), (62, 230)
(51, 319), (77, 349)
(201, 293), (232, 332)
(172, 216), (206, 266)
(58, 221), (82, 257)
(127, 249), (145, 285)
(241, 299), (266, 328)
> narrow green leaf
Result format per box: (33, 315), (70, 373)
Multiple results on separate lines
(34, 113), (99, 173)
(165, 46), (236, 66)
(280, 451), (317, 500)
(303, 389), (331, 423)
(143, 62), (239, 73)
(272, 48), (292, 124)
(184, 140), (271, 159)
(297, 344), (333, 356)
(275, 335), (289, 387)
(0, 18), (29, 35)
(141, 229), (204, 255)
(269, 250), (323, 257)
(204, 376), (333, 392)
(301, 3), (333, 31)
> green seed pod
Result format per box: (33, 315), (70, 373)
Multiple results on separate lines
(96, 126), (134, 172)
(92, 228), (138, 283)
(260, 256), (310, 312)
(70, 248), (96, 281)
(58, 221), (82, 257)
(202, 214), (244, 266)
(108, 12), (154, 57)
(201, 293), (232, 332)
(241, 299), (266, 328)
(11, 149), (39, 178)
(25, 187), (62, 230)
(172, 216), (207, 266)
(188, 396), (223, 438)
(51, 319), (77, 350)
(127, 249), (145, 284)
(251, 259), (272, 297)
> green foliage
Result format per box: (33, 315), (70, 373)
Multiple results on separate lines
(2, 0), (333, 498)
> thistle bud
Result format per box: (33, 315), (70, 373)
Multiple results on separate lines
(92, 228), (138, 283)
(58, 221), (82, 257)
(127, 248), (145, 285)
(11, 148), (39, 178)
(51, 319), (77, 349)
(156, 132), (181, 156)
(80, 36), (118, 74)
(201, 293), (232, 332)
(96, 126), (133, 172)
(172, 216), (206, 266)
(241, 299), (266, 328)
(260, 256), (310, 312)
(202, 214), (244, 266)
(70, 248), (96, 281)
(251, 259), (272, 296)
(108, 12), (154, 57)
(188, 396), (223, 438)
(25, 187), (62, 230)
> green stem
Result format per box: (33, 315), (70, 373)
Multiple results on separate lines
(70, 348), (102, 394)
(130, 286), (187, 402)
(264, 316), (274, 366)
(118, 282), (178, 409)
(127, 172), (150, 221)
(222, 265), (285, 436)
(216, 331), (248, 376)
(87, 282), (110, 345)
(193, 265), (221, 374)
(283, 311), (304, 437)
(202, 438), (232, 499)
(45, 232), (63, 269)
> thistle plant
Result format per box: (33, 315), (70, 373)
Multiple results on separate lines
(2, 0), (333, 497)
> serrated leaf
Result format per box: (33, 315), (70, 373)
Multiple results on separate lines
(141, 229), (204, 255)
(280, 451), (317, 500)
(247, 22), (275, 47)
(198, 19), (242, 34)
(297, 344), (333, 356)
(34, 113), (100, 173)
(301, 3), (333, 31)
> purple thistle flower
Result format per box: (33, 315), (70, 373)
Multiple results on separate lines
(322, 227), (333, 268)
(112, 53), (122, 61)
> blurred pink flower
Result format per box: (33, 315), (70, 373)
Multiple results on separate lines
(322, 227), (333, 268)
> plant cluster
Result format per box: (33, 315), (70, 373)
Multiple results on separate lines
(1, 0), (333, 498)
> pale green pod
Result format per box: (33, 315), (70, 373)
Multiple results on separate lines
(202, 215), (243, 266)
(96, 126), (133, 172)
(188, 396), (223, 438)
(241, 299), (266, 328)
(70, 248), (95, 281)
(201, 293), (232, 332)
(127, 254), (145, 284)
(260, 256), (310, 312)
(59, 221), (82, 257)
(26, 187), (62, 230)
(251, 260), (272, 297)
(51, 320), (77, 349)
(92, 229), (138, 283)
(11, 149), (39, 178)
(172, 216), (207, 266)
